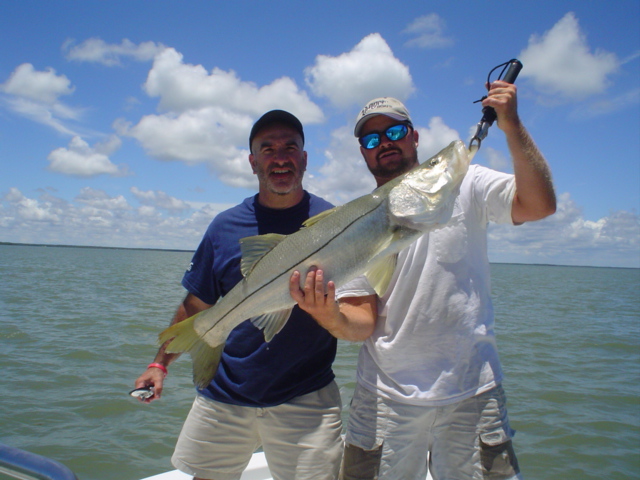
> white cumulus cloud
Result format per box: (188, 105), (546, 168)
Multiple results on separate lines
(144, 49), (324, 121)
(402, 14), (454, 49)
(120, 47), (324, 189)
(47, 136), (125, 177)
(306, 125), (375, 205)
(519, 12), (620, 101)
(1, 63), (74, 103)
(75, 187), (130, 211)
(415, 117), (460, 160)
(63, 38), (167, 66)
(305, 33), (415, 109)
(3, 188), (60, 223)
(0, 187), (225, 250)
(488, 192), (640, 267)
(0, 63), (82, 134)
(130, 187), (191, 213)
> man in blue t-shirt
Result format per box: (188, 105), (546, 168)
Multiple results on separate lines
(134, 110), (343, 480)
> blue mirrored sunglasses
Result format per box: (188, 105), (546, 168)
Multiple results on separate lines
(358, 123), (410, 149)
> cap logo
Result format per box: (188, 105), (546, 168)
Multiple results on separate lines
(360, 100), (391, 116)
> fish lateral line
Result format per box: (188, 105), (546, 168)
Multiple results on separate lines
(198, 200), (389, 339)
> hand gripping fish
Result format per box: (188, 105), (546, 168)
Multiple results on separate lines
(160, 140), (474, 387)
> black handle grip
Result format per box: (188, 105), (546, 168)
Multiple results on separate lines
(470, 59), (524, 148)
(502, 59), (523, 84)
(481, 59), (523, 124)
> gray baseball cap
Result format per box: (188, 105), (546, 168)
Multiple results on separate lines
(354, 97), (413, 137)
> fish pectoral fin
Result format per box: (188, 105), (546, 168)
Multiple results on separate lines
(364, 254), (398, 297)
(302, 207), (340, 228)
(250, 308), (294, 342)
(239, 233), (286, 277)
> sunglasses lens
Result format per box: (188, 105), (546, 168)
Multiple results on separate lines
(386, 124), (408, 141)
(359, 124), (409, 149)
(360, 133), (380, 149)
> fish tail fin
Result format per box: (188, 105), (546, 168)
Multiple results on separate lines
(190, 342), (225, 389)
(158, 313), (201, 353)
(158, 312), (224, 389)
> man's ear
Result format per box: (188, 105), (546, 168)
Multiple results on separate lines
(412, 127), (419, 148)
(249, 154), (257, 174)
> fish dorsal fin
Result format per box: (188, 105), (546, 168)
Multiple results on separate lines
(364, 254), (398, 297)
(251, 308), (294, 342)
(302, 207), (339, 228)
(239, 233), (286, 277)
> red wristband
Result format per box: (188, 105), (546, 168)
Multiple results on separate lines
(148, 362), (168, 377)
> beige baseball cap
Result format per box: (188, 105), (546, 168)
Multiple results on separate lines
(354, 97), (413, 137)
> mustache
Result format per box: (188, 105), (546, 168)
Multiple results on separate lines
(377, 147), (401, 161)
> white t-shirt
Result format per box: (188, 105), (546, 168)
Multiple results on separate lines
(338, 164), (516, 406)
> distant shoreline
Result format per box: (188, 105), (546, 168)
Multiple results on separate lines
(2, 241), (636, 270)
(0, 241), (193, 254)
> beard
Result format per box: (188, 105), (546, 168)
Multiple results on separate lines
(255, 162), (305, 196)
(367, 147), (418, 180)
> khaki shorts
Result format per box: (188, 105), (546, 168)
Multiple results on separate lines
(341, 384), (522, 480)
(172, 381), (343, 480)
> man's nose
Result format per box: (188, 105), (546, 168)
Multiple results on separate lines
(273, 147), (291, 161)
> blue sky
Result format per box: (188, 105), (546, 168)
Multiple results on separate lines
(1, 0), (638, 268)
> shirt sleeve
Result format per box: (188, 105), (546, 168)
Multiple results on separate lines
(336, 274), (377, 299)
(182, 232), (220, 305)
(472, 165), (516, 225)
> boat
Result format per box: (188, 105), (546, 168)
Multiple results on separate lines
(0, 443), (272, 480)
(1, 442), (431, 479)
(0, 442), (79, 480)
(140, 451), (272, 480)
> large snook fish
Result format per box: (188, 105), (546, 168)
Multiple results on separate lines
(160, 140), (474, 387)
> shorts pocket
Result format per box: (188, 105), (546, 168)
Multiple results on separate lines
(479, 434), (521, 478)
(479, 425), (513, 446)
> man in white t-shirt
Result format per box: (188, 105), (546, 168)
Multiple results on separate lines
(290, 82), (556, 479)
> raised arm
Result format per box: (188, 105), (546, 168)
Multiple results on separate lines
(483, 80), (556, 224)
(133, 293), (212, 402)
(290, 268), (377, 342)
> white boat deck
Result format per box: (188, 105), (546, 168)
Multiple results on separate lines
(140, 450), (433, 480)
(140, 451), (272, 480)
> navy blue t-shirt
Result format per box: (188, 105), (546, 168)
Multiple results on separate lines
(182, 192), (337, 407)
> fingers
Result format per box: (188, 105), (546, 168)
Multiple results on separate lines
(304, 267), (322, 303)
(134, 370), (164, 403)
(149, 379), (163, 402)
(484, 81), (519, 129)
(289, 268), (334, 307)
(289, 270), (304, 302)
(315, 269), (336, 304)
(485, 82), (515, 103)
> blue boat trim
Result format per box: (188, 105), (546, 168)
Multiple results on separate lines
(0, 443), (79, 480)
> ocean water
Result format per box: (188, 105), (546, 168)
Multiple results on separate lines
(0, 244), (638, 480)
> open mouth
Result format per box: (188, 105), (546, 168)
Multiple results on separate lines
(270, 167), (294, 178)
